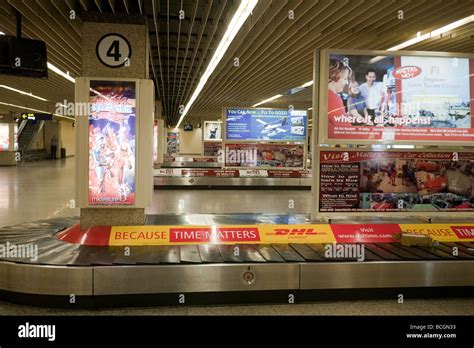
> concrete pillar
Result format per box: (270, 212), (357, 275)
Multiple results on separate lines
(75, 15), (153, 228)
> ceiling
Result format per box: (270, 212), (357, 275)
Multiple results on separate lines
(0, 0), (473, 125)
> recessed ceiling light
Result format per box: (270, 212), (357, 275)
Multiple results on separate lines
(176, 0), (258, 127)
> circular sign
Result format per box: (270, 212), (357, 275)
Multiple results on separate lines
(96, 33), (132, 68)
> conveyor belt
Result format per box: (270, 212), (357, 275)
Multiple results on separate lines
(1, 216), (474, 265)
(0, 215), (473, 302)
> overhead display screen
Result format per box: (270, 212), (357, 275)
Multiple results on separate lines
(318, 150), (474, 213)
(226, 108), (307, 141)
(88, 80), (136, 206)
(322, 52), (474, 143)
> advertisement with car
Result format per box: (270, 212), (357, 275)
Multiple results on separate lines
(318, 150), (474, 213)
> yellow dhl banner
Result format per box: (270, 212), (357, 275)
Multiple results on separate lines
(109, 224), (474, 246)
(109, 224), (336, 246)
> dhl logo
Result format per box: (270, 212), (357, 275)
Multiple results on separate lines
(270, 228), (319, 236)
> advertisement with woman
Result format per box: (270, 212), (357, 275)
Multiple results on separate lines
(324, 52), (474, 143)
(88, 80), (136, 206)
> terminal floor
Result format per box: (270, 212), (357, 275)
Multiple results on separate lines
(0, 158), (311, 227)
(0, 298), (473, 315)
(1, 159), (473, 315)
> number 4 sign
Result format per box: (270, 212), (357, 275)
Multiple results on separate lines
(96, 33), (132, 68)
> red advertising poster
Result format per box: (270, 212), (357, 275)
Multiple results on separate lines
(319, 150), (474, 213)
(88, 81), (136, 206)
(325, 53), (474, 142)
(225, 143), (304, 168)
(203, 141), (222, 156)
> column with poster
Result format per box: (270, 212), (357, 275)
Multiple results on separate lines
(0, 117), (18, 166)
(75, 17), (154, 228)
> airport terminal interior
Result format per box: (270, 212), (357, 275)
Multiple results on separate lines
(0, 0), (474, 316)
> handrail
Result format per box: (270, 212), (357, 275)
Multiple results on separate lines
(24, 120), (45, 153)
(17, 119), (27, 138)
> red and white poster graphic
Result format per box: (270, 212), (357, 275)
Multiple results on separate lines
(88, 81), (136, 206)
(326, 53), (474, 142)
(319, 150), (474, 213)
(225, 143), (304, 168)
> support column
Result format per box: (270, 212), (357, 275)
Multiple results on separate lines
(76, 15), (153, 228)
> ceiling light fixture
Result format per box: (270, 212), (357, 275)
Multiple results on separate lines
(47, 62), (75, 83)
(369, 14), (474, 64)
(176, 0), (258, 128)
(252, 94), (283, 107)
(0, 31), (5, 35)
(301, 81), (314, 88)
(0, 85), (48, 101)
(0, 101), (74, 120)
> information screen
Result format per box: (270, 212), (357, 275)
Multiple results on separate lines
(318, 150), (474, 213)
(323, 52), (474, 143)
(226, 108), (307, 141)
(88, 80), (136, 206)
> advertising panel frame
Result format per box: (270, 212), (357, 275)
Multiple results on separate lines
(316, 49), (474, 146)
(311, 147), (474, 221)
(75, 77), (154, 209)
(222, 107), (308, 170)
(203, 120), (223, 141)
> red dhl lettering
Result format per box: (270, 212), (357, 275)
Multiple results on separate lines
(274, 228), (318, 235)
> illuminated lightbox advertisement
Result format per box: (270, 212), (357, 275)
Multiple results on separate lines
(153, 120), (158, 163)
(166, 132), (179, 156)
(318, 150), (474, 213)
(204, 121), (222, 140)
(0, 124), (9, 151)
(13, 124), (18, 151)
(225, 143), (304, 168)
(323, 52), (474, 143)
(226, 108), (307, 141)
(88, 80), (136, 206)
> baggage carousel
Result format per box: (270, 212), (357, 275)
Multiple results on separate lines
(0, 214), (474, 307)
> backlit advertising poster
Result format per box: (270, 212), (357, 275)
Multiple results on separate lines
(13, 124), (18, 151)
(225, 143), (304, 168)
(88, 80), (136, 206)
(153, 120), (158, 162)
(204, 121), (222, 140)
(226, 108), (307, 141)
(166, 132), (179, 156)
(323, 51), (474, 143)
(0, 124), (9, 151)
(204, 141), (221, 156)
(318, 150), (474, 213)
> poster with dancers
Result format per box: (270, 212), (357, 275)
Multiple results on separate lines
(88, 80), (136, 206)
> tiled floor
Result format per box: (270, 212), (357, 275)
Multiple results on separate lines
(1, 298), (473, 316)
(0, 158), (311, 227)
